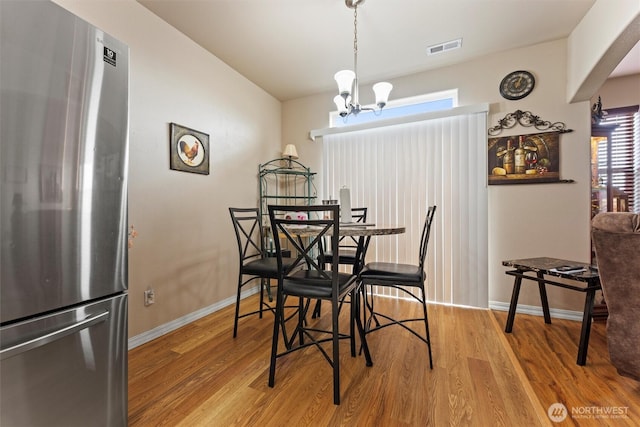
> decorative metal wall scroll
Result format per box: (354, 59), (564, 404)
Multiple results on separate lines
(488, 110), (573, 136)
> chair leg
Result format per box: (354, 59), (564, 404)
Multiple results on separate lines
(233, 273), (243, 338)
(361, 282), (431, 367)
(266, 277), (274, 302)
(312, 299), (322, 318)
(363, 284), (381, 333)
(259, 278), (265, 319)
(349, 295), (356, 357)
(268, 286), (285, 388)
(332, 296), (341, 405)
(354, 286), (373, 367)
(298, 297), (305, 346)
(420, 285), (433, 369)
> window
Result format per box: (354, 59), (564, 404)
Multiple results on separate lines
(330, 89), (458, 128)
(597, 106), (640, 212)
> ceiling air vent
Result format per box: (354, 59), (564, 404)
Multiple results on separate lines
(427, 38), (462, 56)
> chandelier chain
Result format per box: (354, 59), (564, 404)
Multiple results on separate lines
(353, 6), (358, 77)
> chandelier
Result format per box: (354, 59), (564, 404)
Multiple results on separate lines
(334, 0), (392, 118)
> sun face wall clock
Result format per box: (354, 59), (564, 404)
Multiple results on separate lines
(499, 70), (535, 100)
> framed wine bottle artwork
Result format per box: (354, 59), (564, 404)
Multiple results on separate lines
(487, 131), (560, 185)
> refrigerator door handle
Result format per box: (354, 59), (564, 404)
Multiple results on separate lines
(0, 311), (110, 361)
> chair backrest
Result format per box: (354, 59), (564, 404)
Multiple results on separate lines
(337, 207), (368, 249)
(418, 206), (437, 271)
(351, 207), (367, 223)
(229, 207), (264, 267)
(268, 205), (341, 285)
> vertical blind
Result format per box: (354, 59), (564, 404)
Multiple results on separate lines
(597, 106), (640, 212)
(322, 110), (488, 308)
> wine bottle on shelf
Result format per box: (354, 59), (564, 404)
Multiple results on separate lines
(503, 139), (514, 174)
(514, 136), (526, 174)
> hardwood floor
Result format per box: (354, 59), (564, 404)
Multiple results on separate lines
(492, 311), (640, 427)
(128, 294), (638, 426)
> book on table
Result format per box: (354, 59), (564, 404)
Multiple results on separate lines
(550, 265), (587, 274)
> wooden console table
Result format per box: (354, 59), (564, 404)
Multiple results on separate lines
(502, 257), (601, 366)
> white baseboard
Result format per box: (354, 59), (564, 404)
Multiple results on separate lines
(128, 286), (260, 350)
(489, 301), (583, 322)
(128, 295), (584, 350)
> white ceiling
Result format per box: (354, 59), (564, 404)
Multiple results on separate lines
(138, 0), (639, 102)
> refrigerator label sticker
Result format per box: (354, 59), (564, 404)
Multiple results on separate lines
(103, 47), (116, 67)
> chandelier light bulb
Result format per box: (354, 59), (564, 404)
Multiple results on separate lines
(373, 82), (393, 109)
(334, 95), (349, 117)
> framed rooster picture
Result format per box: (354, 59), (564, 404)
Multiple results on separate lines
(169, 122), (210, 175)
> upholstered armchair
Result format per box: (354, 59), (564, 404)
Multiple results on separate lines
(591, 212), (640, 381)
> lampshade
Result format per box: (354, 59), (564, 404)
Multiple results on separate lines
(334, 70), (355, 98)
(334, 95), (349, 117)
(373, 82), (393, 108)
(282, 144), (298, 159)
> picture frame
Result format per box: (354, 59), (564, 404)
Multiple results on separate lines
(169, 122), (210, 175)
(488, 131), (560, 185)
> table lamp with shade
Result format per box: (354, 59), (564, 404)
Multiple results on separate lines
(282, 144), (298, 168)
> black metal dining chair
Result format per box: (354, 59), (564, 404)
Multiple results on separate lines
(358, 205), (436, 369)
(229, 207), (292, 338)
(267, 204), (372, 405)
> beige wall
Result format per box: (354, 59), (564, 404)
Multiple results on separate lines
(54, 0), (282, 337)
(283, 39), (593, 312)
(591, 74), (640, 109)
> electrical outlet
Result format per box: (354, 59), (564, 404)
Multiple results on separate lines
(144, 288), (155, 306)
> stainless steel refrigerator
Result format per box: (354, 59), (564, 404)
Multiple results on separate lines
(1, 1), (128, 425)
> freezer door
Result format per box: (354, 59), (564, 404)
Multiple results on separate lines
(0, 0), (129, 322)
(0, 294), (128, 427)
